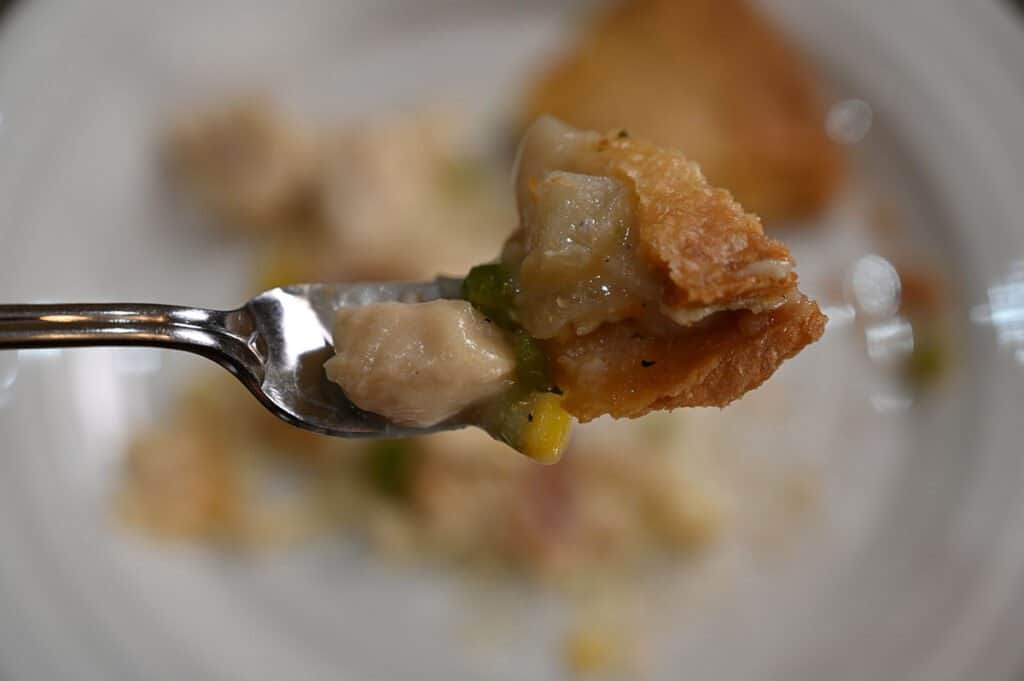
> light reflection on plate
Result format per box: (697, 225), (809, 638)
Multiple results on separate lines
(972, 261), (1024, 367)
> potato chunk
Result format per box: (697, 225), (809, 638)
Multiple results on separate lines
(511, 171), (658, 339)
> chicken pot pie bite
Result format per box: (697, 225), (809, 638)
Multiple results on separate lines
(520, 0), (845, 224)
(326, 118), (826, 462)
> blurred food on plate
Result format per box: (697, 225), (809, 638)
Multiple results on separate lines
(520, 0), (845, 225)
(115, 0), (956, 673)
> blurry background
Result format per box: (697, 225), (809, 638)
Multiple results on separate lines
(0, 1), (1023, 680)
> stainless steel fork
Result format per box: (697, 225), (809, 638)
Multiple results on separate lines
(0, 279), (464, 438)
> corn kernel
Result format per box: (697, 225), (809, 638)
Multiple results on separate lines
(563, 625), (618, 675)
(520, 393), (572, 464)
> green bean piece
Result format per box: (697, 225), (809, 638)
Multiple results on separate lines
(479, 388), (532, 451)
(514, 333), (554, 393)
(462, 263), (517, 328)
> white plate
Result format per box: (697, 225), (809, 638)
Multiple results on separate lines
(1, 1), (1023, 679)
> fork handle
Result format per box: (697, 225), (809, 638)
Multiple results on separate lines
(0, 303), (262, 378)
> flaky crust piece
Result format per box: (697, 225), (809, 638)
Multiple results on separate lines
(547, 296), (826, 422)
(543, 127), (799, 316)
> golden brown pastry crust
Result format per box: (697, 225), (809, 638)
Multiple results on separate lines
(547, 295), (826, 422)
(544, 128), (799, 316)
(521, 0), (844, 224)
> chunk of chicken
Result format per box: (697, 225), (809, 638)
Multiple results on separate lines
(325, 300), (515, 427)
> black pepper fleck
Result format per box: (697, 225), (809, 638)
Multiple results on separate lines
(618, 129), (629, 138)
(527, 413), (534, 422)
(641, 359), (656, 368)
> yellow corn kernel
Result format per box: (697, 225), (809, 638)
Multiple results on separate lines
(520, 393), (572, 464)
(563, 625), (618, 675)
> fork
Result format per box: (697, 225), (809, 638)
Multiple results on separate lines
(0, 279), (465, 437)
